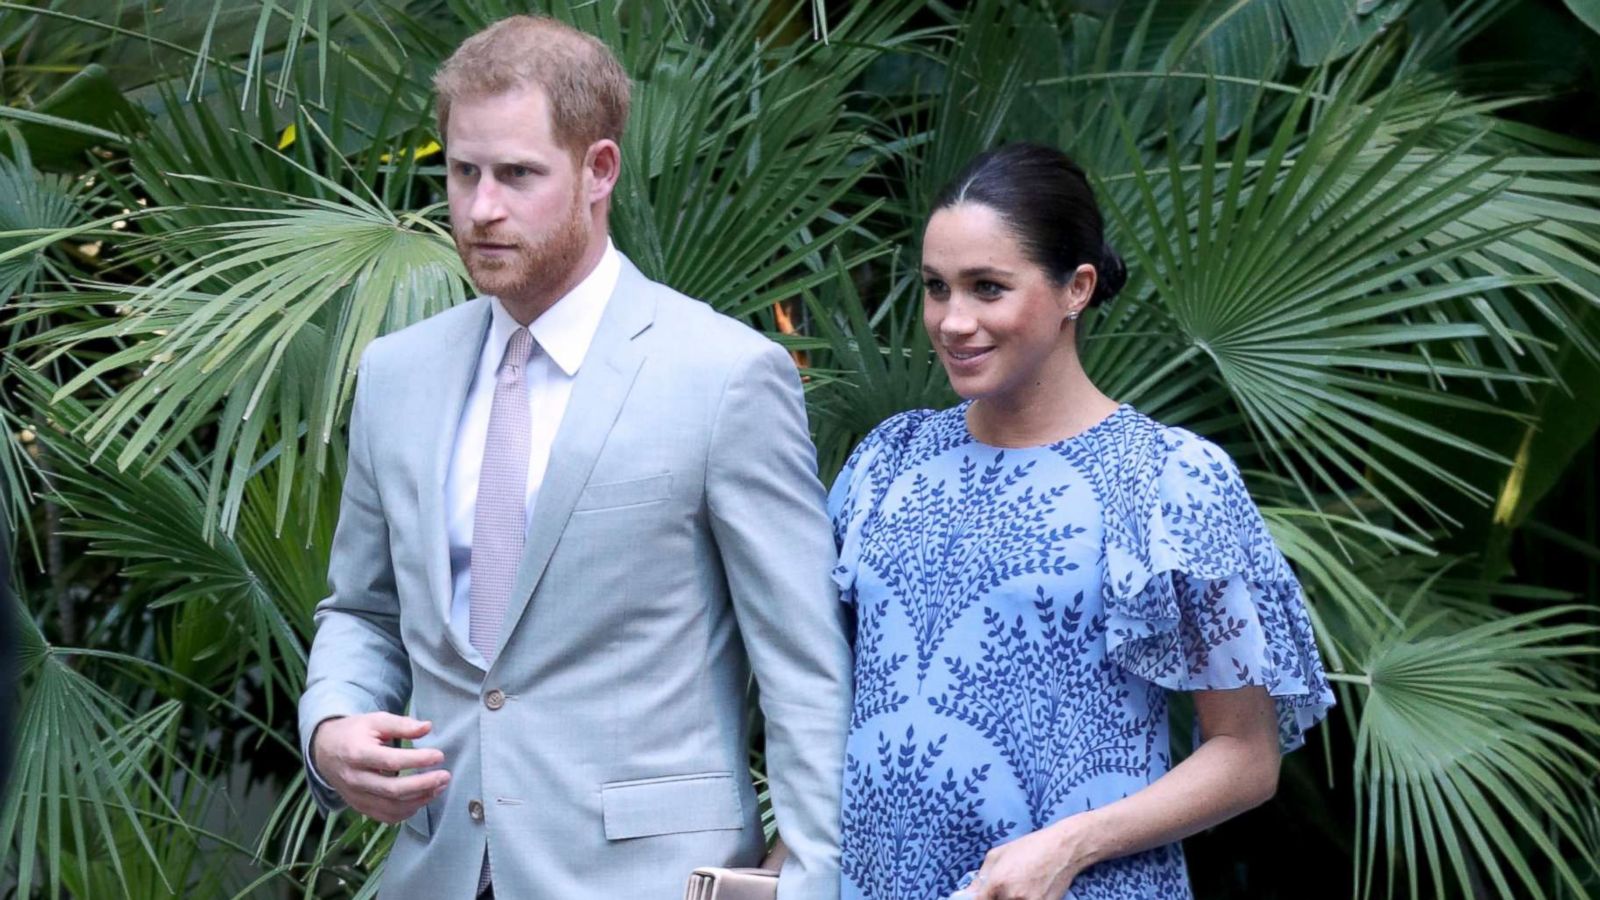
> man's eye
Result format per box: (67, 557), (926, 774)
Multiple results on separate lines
(454, 163), (478, 177)
(508, 166), (530, 179)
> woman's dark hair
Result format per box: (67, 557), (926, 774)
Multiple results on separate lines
(931, 142), (1126, 307)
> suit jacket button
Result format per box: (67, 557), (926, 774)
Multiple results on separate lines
(485, 689), (505, 711)
(468, 799), (485, 822)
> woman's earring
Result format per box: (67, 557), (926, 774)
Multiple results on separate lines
(1067, 309), (1081, 321)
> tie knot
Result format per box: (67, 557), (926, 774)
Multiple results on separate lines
(497, 328), (534, 382)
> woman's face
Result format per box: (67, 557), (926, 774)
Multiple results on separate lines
(921, 202), (1085, 402)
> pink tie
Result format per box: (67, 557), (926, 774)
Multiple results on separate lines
(471, 327), (533, 896)
(468, 326), (534, 665)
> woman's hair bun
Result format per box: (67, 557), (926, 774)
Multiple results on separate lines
(933, 143), (1127, 312)
(1091, 240), (1126, 307)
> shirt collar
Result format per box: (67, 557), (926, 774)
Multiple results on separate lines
(486, 238), (621, 377)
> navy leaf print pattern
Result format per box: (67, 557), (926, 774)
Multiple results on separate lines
(1176, 576), (1250, 678)
(851, 592), (909, 728)
(828, 403), (1332, 900)
(859, 453), (1085, 686)
(840, 727), (1015, 900)
(1054, 411), (1333, 751)
(930, 588), (1161, 829)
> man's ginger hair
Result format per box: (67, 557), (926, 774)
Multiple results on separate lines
(434, 15), (631, 156)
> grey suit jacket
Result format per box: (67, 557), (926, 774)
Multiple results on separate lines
(298, 255), (851, 899)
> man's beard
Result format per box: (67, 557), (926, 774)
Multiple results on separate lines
(457, 189), (589, 308)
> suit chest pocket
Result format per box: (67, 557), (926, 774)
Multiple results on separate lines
(573, 472), (672, 512)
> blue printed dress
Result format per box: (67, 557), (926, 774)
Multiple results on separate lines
(829, 403), (1334, 900)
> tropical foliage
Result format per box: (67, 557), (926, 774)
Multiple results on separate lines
(2, 0), (1599, 897)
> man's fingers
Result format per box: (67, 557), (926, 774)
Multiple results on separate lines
(354, 742), (445, 773)
(365, 712), (431, 740)
(348, 776), (450, 825)
(356, 797), (426, 825)
(349, 768), (450, 803)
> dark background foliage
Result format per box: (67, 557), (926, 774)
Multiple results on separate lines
(2, 1), (1599, 897)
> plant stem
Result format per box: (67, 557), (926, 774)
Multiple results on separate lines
(38, 445), (73, 644)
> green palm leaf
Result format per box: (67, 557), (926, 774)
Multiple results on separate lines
(9, 363), (314, 712)
(1353, 606), (1600, 899)
(595, 0), (919, 321)
(0, 600), (182, 898)
(252, 775), (391, 898)
(1097, 53), (1553, 535)
(0, 137), (88, 548)
(21, 114), (467, 538)
(804, 251), (954, 480)
(0, 141), (87, 302)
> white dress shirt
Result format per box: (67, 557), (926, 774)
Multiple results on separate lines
(445, 240), (621, 643)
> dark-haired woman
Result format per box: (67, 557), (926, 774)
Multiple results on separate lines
(830, 143), (1333, 900)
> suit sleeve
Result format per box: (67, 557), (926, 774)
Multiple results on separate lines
(297, 350), (412, 812)
(706, 342), (852, 900)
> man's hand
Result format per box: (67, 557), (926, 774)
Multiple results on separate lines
(312, 712), (450, 824)
(760, 835), (790, 871)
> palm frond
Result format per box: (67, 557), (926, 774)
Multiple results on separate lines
(1, 135), (92, 553)
(9, 363), (313, 712)
(0, 142), (88, 302)
(0, 597), (184, 899)
(804, 251), (954, 480)
(1097, 51), (1556, 536)
(21, 113), (467, 538)
(1352, 606), (1600, 900)
(599, 0), (920, 322)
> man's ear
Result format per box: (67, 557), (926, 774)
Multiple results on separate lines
(585, 139), (621, 204)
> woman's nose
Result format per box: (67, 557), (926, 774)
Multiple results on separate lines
(939, 305), (978, 338)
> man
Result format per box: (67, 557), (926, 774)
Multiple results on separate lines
(297, 16), (851, 899)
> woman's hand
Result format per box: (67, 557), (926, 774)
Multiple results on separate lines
(968, 816), (1090, 900)
(957, 685), (1280, 900)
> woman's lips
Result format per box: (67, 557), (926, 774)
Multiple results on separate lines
(943, 346), (995, 373)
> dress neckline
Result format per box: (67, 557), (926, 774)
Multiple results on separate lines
(958, 400), (1133, 452)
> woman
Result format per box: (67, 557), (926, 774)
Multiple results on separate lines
(829, 143), (1334, 900)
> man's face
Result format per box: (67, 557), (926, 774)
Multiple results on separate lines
(445, 85), (591, 309)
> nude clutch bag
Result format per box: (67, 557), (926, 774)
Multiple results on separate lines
(682, 867), (778, 900)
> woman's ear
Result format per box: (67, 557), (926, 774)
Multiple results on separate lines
(1062, 263), (1097, 321)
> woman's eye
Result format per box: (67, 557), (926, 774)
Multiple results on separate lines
(974, 280), (1005, 297)
(923, 279), (949, 296)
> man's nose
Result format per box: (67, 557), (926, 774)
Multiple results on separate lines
(470, 179), (506, 227)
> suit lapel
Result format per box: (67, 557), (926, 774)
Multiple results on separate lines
(415, 298), (493, 668)
(493, 258), (656, 662)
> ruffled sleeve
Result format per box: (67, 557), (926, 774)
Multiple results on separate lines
(827, 410), (930, 603)
(1102, 428), (1334, 753)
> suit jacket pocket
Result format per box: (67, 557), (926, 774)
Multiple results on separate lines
(600, 771), (742, 840)
(574, 472), (673, 512)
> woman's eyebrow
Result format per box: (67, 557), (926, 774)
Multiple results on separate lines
(957, 266), (1014, 278)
